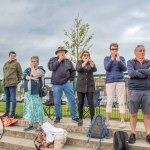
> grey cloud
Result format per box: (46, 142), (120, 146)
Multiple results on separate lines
(0, 0), (150, 78)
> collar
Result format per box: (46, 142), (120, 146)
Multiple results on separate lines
(8, 59), (17, 63)
(133, 57), (149, 63)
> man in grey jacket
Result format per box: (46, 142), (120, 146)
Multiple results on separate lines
(48, 46), (79, 123)
(127, 45), (150, 144)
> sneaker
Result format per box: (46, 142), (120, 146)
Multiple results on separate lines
(1, 113), (9, 118)
(146, 134), (150, 143)
(8, 113), (15, 119)
(72, 118), (79, 123)
(129, 133), (136, 144)
(105, 121), (110, 127)
(54, 117), (60, 124)
(35, 125), (42, 132)
(78, 119), (83, 126)
(120, 121), (126, 128)
(24, 124), (34, 131)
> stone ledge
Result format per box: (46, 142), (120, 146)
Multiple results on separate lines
(3, 126), (150, 150)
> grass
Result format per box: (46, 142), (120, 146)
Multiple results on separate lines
(0, 102), (143, 121)
(0, 101), (23, 114)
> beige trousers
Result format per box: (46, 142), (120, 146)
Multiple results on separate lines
(106, 82), (126, 114)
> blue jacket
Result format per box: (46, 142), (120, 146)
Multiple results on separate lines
(48, 57), (76, 85)
(127, 58), (150, 90)
(104, 56), (127, 83)
(23, 66), (46, 95)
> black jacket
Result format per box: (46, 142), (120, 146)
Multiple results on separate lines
(76, 60), (97, 93)
(48, 57), (76, 85)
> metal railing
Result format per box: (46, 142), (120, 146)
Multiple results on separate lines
(0, 73), (143, 121)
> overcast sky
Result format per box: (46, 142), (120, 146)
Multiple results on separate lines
(0, 0), (150, 78)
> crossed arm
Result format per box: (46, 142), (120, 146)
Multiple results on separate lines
(127, 60), (150, 78)
(138, 61), (150, 76)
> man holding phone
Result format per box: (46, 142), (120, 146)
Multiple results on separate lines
(104, 43), (127, 128)
(48, 46), (79, 123)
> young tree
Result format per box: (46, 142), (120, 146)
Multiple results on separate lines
(64, 16), (93, 63)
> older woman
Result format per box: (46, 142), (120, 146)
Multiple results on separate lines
(76, 50), (97, 126)
(23, 56), (45, 131)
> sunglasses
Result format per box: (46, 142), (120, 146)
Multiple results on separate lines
(111, 48), (118, 51)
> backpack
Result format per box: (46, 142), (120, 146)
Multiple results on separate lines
(113, 131), (129, 150)
(87, 114), (109, 150)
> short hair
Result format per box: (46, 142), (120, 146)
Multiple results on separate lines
(31, 56), (39, 63)
(9, 51), (16, 56)
(109, 43), (119, 50)
(134, 45), (145, 52)
(79, 50), (90, 60)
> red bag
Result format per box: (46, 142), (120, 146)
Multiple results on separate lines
(34, 129), (54, 150)
(2, 118), (18, 127)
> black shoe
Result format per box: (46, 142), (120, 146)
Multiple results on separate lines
(54, 117), (60, 124)
(146, 134), (150, 143)
(78, 119), (83, 126)
(129, 133), (136, 144)
(35, 125), (42, 132)
(24, 124), (34, 131)
(72, 118), (79, 123)
(1, 113), (9, 118)
(8, 113), (15, 119)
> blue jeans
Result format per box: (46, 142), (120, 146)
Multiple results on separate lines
(53, 82), (78, 119)
(4, 86), (17, 114)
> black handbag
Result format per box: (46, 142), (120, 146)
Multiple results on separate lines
(39, 78), (48, 97)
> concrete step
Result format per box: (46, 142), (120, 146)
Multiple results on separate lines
(14, 118), (147, 140)
(0, 136), (93, 150)
(67, 133), (150, 150)
(54, 120), (147, 140)
(0, 136), (35, 150)
(3, 126), (150, 150)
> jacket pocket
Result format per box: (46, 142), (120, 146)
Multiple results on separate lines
(8, 78), (18, 85)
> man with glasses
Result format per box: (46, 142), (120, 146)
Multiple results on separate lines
(104, 43), (127, 128)
(127, 45), (150, 144)
(48, 46), (79, 123)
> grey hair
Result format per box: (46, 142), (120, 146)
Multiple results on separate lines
(31, 56), (39, 63)
(134, 45), (145, 52)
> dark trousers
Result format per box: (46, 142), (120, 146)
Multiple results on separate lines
(4, 86), (17, 114)
(77, 92), (95, 121)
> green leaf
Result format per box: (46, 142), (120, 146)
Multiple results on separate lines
(64, 15), (93, 63)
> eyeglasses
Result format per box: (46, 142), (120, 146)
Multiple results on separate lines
(111, 48), (118, 51)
